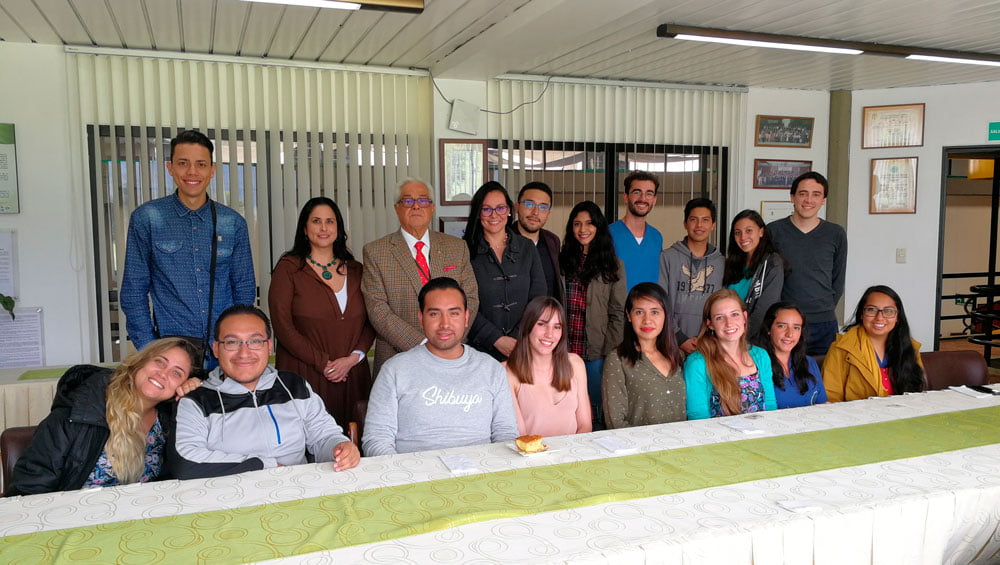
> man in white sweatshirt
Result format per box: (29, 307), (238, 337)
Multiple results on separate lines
(174, 305), (359, 478)
(363, 277), (518, 456)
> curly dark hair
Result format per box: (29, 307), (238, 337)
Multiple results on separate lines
(559, 201), (620, 285)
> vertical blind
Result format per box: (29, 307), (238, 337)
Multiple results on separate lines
(68, 51), (431, 361)
(486, 78), (747, 239)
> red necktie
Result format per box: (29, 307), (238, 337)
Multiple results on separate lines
(414, 241), (430, 285)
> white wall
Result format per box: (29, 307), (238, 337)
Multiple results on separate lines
(0, 43), (92, 365)
(740, 87), (830, 219)
(430, 78), (488, 225)
(848, 81), (1000, 350)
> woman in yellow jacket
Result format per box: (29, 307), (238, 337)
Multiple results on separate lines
(823, 285), (925, 402)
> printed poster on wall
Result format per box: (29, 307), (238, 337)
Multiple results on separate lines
(0, 307), (44, 368)
(0, 123), (19, 214)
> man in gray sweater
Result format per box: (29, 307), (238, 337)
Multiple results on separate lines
(658, 198), (725, 354)
(363, 277), (518, 456)
(768, 172), (847, 355)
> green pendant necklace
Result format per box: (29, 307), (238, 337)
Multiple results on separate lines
(307, 255), (337, 280)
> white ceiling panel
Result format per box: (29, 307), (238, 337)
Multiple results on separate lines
(4, 0), (1000, 90)
(290, 8), (350, 61)
(10, 0), (82, 44)
(363, 0), (464, 67)
(207, 0), (246, 55)
(411, 0), (531, 69)
(342, 11), (410, 65)
(238, 3), (286, 57)
(318, 9), (381, 63)
(67, 0), (120, 46)
(0, 5), (32, 42)
(263, 5), (316, 59)
(105, 0), (152, 49)
(143, 0), (182, 51)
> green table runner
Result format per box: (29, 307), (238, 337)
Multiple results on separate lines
(4, 405), (1000, 563)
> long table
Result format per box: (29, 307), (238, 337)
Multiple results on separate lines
(3, 388), (1000, 563)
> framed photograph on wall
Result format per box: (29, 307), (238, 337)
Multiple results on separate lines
(753, 159), (813, 189)
(870, 157), (918, 214)
(862, 103), (924, 149)
(438, 139), (487, 205)
(754, 115), (815, 148)
(439, 216), (468, 239)
(760, 201), (795, 223)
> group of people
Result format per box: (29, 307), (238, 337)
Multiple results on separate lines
(9, 131), (927, 497)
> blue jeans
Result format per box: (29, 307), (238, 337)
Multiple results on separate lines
(806, 320), (839, 356)
(585, 358), (605, 430)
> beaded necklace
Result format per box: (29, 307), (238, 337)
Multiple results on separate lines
(307, 255), (337, 280)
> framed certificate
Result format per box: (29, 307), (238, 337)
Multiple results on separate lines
(438, 139), (486, 205)
(760, 201), (795, 223)
(0, 123), (20, 214)
(862, 104), (925, 149)
(870, 157), (918, 214)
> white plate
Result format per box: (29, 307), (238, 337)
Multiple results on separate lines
(506, 443), (555, 457)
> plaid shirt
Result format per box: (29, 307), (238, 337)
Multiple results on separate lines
(565, 260), (589, 356)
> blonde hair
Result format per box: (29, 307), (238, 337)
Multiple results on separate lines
(104, 338), (195, 483)
(697, 289), (751, 416)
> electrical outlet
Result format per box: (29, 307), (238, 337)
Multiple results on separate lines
(895, 248), (906, 264)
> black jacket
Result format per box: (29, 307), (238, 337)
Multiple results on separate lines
(9, 365), (177, 496)
(467, 229), (547, 360)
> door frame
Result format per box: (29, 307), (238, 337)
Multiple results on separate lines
(937, 145), (1000, 353)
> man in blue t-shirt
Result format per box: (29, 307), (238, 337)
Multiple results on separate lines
(120, 130), (256, 370)
(609, 171), (664, 291)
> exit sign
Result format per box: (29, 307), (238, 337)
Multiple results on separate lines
(990, 122), (1000, 141)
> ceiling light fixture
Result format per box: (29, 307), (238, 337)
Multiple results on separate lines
(906, 54), (1000, 68)
(241, 0), (360, 9)
(239, 0), (424, 12)
(671, 33), (861, 55)
(657, 24), (1000, 67)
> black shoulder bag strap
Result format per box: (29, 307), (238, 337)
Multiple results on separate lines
(205, 199), (218, 345)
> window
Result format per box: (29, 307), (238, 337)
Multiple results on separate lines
(489, 141), (728, 245)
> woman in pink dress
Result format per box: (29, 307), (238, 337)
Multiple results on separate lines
(504, 296), (592, 436)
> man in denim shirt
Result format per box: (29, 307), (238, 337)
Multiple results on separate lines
(121, 130), (256, 369)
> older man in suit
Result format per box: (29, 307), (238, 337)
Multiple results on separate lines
(362, 178), (479, 374)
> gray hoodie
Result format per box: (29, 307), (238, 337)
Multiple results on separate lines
(658, 239), (724, 344)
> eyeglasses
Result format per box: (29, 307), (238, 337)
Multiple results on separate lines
(396, 197), (433, 208)
(519, 200), (551, 212)
(480, 205), (510, 216)
(862, 306), (898, 319)
(219, 338), (268, 351)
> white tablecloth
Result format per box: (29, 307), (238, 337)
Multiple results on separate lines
(3, 388), (1000, 564)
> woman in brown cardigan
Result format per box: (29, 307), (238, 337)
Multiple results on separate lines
(268, 197), (374, 426)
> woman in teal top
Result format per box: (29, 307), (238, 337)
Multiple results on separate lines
(723, 210), (786, 337)
(684, 289), (777, 420)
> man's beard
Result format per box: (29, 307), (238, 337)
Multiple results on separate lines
(518, 219), (540, 234)
(628, 204), (650, 218)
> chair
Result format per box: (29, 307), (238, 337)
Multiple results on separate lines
(1, 426), (38, 497)
(347, 399), (369, 451)
(921, 350), (989, 390)
(812, 353), (826, 370)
